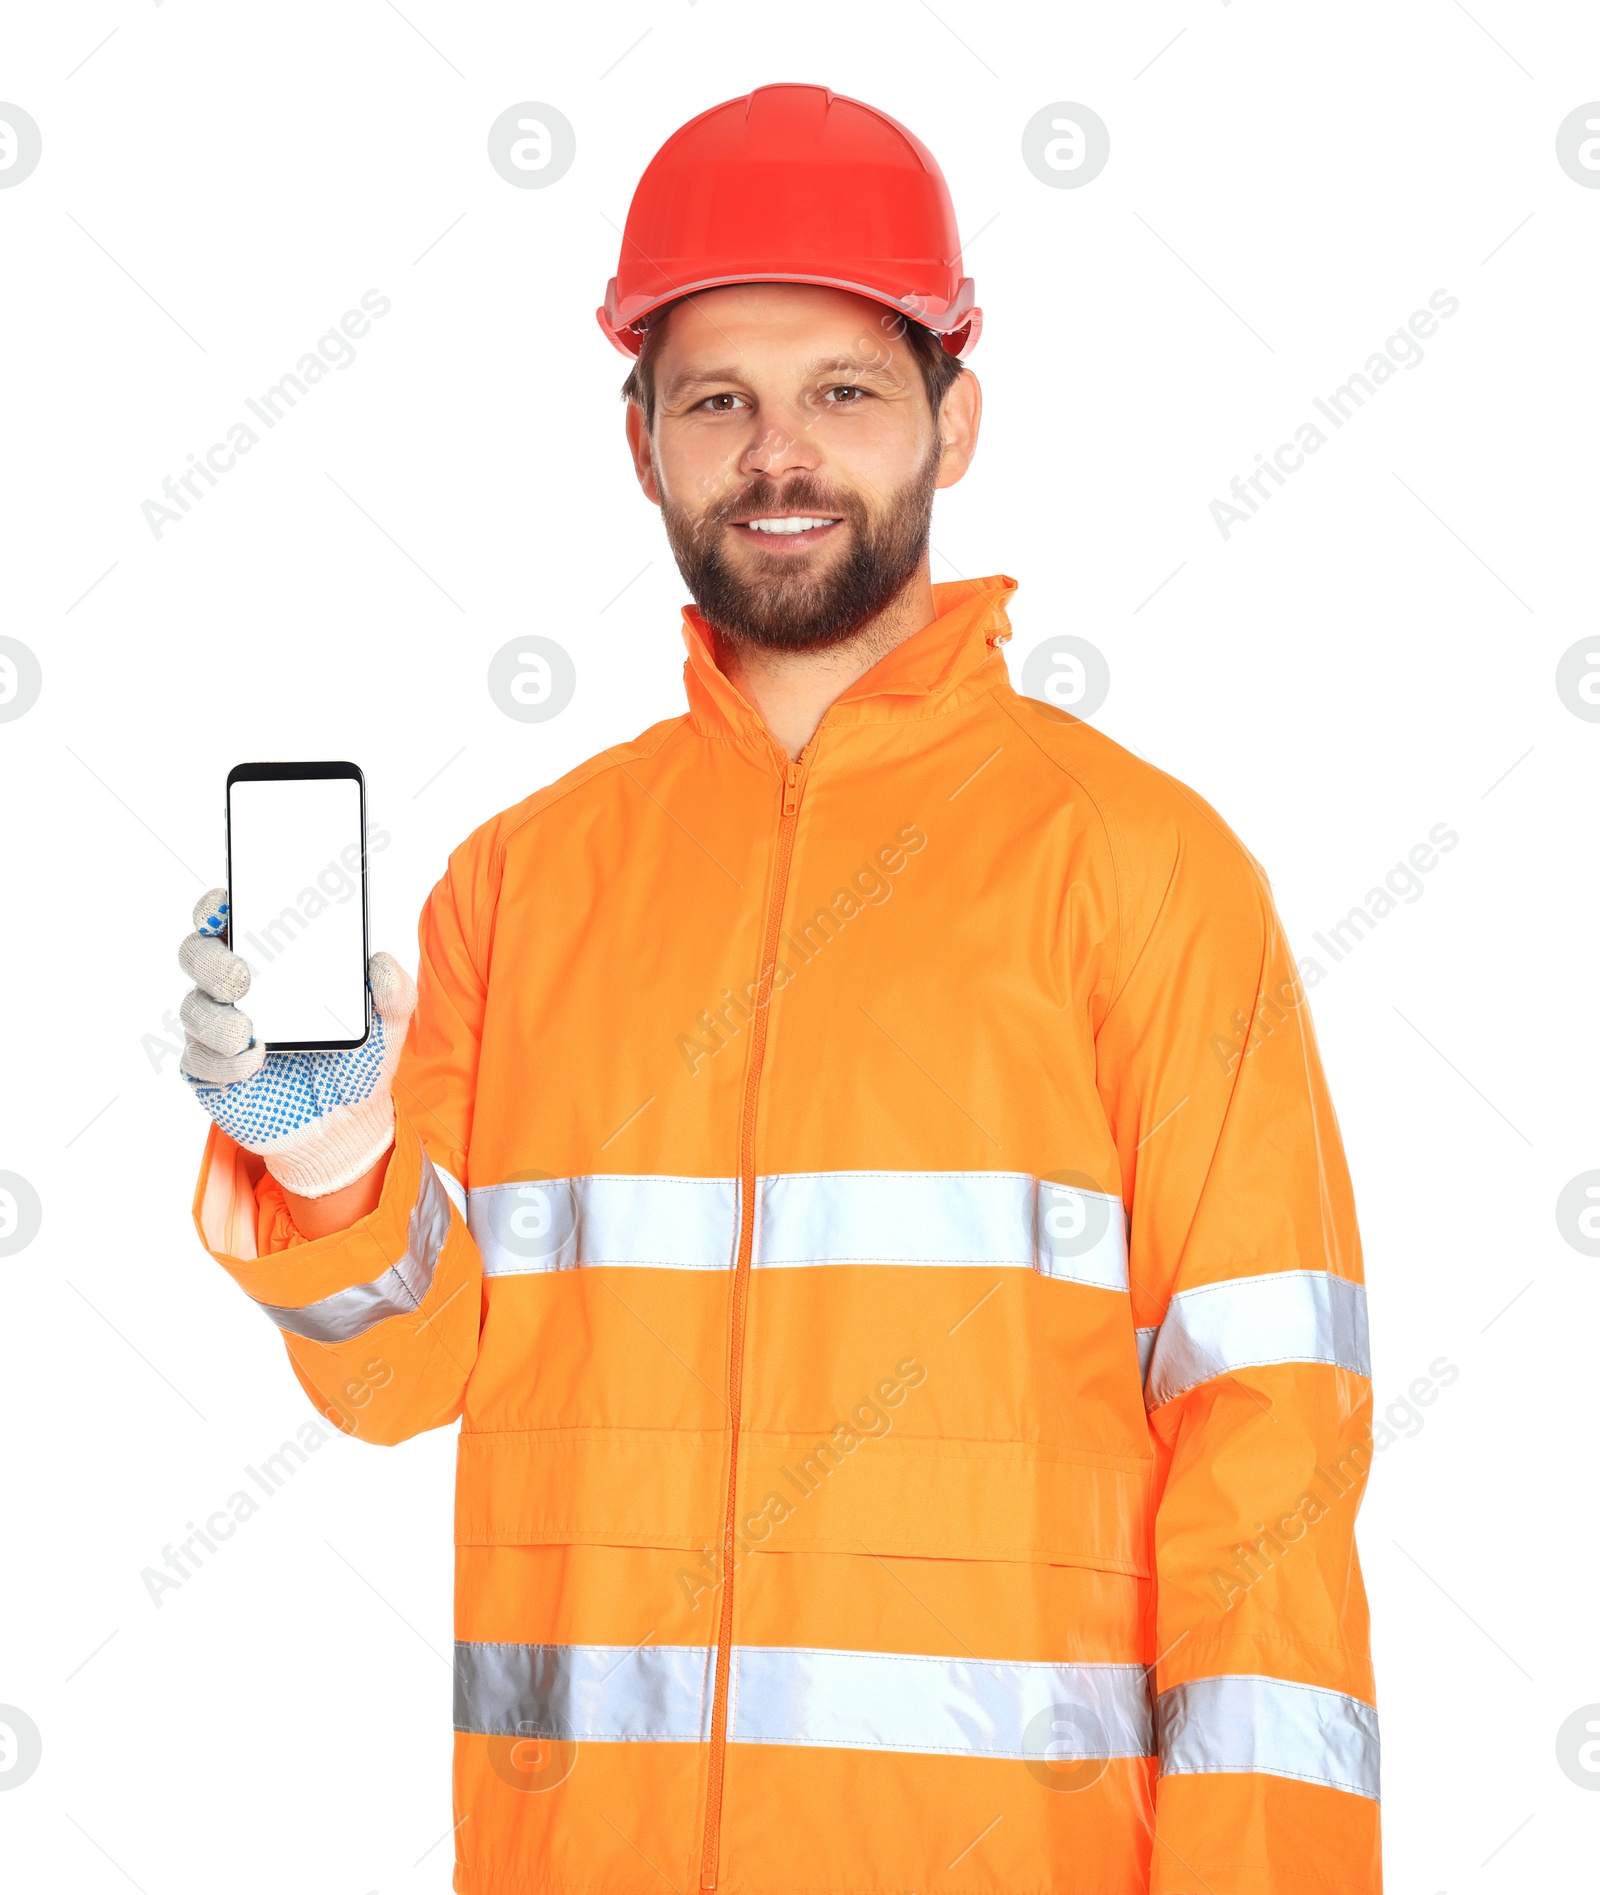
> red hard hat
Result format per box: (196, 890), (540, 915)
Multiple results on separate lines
(598, 83), (981, 360)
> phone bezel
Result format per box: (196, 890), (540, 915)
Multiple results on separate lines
(224, 760), (372, 1053)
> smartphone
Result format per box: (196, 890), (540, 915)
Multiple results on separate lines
(225, 761), (371, 1051)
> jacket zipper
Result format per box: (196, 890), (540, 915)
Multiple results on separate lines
(699, 752), (808, 1892)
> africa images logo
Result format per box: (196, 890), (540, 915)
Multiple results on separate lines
(1209, 291), (1460, 540)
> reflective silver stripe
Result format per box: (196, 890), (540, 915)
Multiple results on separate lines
(470, 1175), (739, 1277)
(454, 1641), (1153, 1760)
(258, 1155), (453, 1343)
(1135, 1325), (1159, 1382)
(1157, 1674), (1380, 1800)
(731, 1646), (1152, 1759)
(757, 1172), (1127, 1291)
(1144, 1269), (1370, 1409)
(454, 1641), (712, 1741)
(470, 1170), (1127, 1291)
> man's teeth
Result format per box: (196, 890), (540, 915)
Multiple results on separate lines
(742, 516), (837, 535)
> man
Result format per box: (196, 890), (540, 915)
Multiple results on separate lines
(178, 85), (1380, 1895)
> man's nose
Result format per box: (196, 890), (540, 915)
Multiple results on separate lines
(739, 408), (822, 481)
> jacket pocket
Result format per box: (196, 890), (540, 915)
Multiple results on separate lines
(455, 1425), (724, 1550)
(736, 1432), (1153, 1576)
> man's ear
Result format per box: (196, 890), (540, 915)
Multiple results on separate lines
(625, 402), (662, 507)
(933, 370), (982, 491)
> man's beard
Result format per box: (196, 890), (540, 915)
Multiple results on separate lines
(659, 443), (940, 654)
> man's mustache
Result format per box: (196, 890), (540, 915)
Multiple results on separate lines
(706, 477), (864, 529)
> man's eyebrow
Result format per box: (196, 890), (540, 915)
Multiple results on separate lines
(799, 353), (907, 381)
(660, 365), (745, 402)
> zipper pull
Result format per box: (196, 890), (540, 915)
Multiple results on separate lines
(782, 762), (801, 817)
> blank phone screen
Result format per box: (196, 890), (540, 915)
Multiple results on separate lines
(228, 774), (368, 1048)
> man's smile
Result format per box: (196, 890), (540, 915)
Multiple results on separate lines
(727, 512), (844, 550)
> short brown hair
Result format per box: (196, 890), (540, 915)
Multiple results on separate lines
(621, 299), (966, 430)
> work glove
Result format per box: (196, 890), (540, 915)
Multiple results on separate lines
(177, 888), (417, 1199)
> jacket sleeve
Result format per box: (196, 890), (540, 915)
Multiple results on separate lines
(191, 843), (493, 1446)
(1094, 803), (1380, 1895)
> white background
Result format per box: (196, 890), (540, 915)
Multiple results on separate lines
(2, 3), (1597, 1890)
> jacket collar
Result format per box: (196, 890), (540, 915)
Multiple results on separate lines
(681, 574), (1018, 763)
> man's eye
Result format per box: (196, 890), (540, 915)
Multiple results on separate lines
(701, 392), (744, 412)
(823, 384), (866, 403)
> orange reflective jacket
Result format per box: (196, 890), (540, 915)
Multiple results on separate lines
(195, 576), (1379, 1895)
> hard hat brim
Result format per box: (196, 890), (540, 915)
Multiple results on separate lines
(597, 273), (981, 361)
